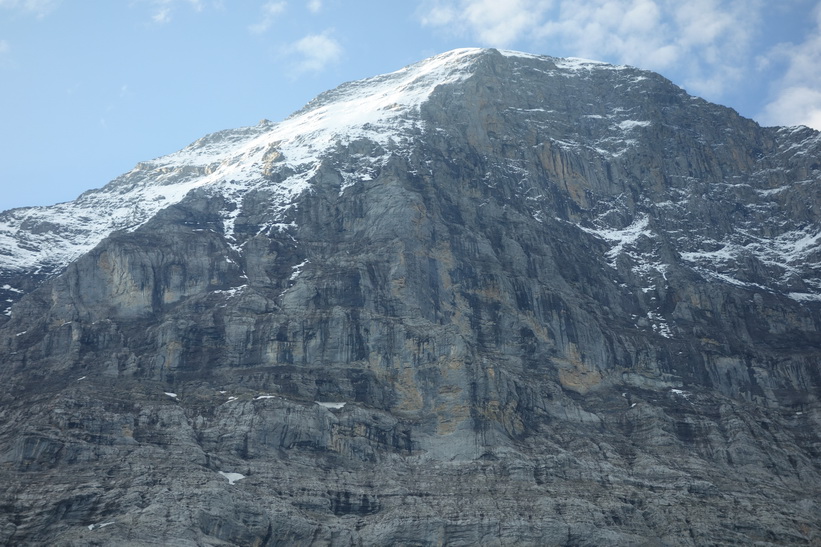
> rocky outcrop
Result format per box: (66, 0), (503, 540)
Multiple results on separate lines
(0, 48), (820, 545)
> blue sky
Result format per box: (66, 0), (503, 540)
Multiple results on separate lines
(1, 0), (820, 211)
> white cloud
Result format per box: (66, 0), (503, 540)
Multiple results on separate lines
(420, 0), (549, 47)
(152, 6), (171, 24)
(420, 5), (458, 26)
(761, 86), (821, 130)
(143, 0), (205, 25)
(758, 6), (821, 130)
(545, 0), (760, 97)
(670, 0), (759, 96)
(536, 0), (671, 65)
(307, 0), (321, 13)
(419, 0), (763, 100)
(249, 1), (287, 34)
(0, 0), (61, 18)
(0, 40), (9, 55)
(464, 0), (550, 46)
(286, 31), (343, 75)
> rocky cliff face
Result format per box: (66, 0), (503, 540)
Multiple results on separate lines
(1, 48), (820, 546)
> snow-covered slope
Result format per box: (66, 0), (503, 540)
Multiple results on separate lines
(1, 47), (820, 318)
(0, 48), (481, 283)
(571, 124), (821, 304)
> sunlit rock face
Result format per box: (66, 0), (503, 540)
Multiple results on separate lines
(1, 48), (820, 546)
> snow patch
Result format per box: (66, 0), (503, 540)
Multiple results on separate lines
(647, 311), (673, 338)
(756, 185), (789, 196)
(498, 49), (544, 61)
(554, 57), (631, 72)
(290, 260), (309, 281)
(317, 401), (346, 409)
(789, 292), (821, 302)
(0, 48), (482, 277)
(219, 471), (245, 485)
(680, 246), (736, 264)
(580, 215), (651, 263)
(214, 284), (247, 298)
(617, 120), (651, 131)
(680, 225), (821, 294)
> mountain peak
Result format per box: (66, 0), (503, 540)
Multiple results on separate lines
(0, 48), (493, 286)
(1, 47), (821, 545)
(1, 48), (819, 315)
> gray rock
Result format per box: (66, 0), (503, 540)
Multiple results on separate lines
(0, 48), (820, 545)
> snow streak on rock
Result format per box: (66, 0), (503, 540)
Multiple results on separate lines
(1, 47), (819, 309)
(0, 48), (482, 277)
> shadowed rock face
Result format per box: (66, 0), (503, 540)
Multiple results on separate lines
(0, 49), (820, 545)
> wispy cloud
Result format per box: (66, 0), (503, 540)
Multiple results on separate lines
(758, 5), (821, 130)
(285, 31), (343, 75)
(419, 0), (763, 100)
(0, 0), (61, 18)
(761, 87), (821, 130)
(306, 0), (322, 13)
(144, 0), (204, 25)
(249, 1), (287, 34)
(419, 0), (547, 47)
(152, 6), (171, 24)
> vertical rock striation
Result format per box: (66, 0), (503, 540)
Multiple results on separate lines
(0, 48), (820, 545)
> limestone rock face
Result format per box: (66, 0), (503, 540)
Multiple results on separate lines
(1, 48), (820, 545)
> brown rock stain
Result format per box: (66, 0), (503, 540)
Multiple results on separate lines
(556, 343), (603, 394)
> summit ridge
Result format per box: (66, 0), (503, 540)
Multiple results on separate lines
(0, 49), (487, 290)
(0, 48), (820, 545)
(3, 47), (819, 312)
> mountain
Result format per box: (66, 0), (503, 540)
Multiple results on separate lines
(1, 48), (820, 545)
